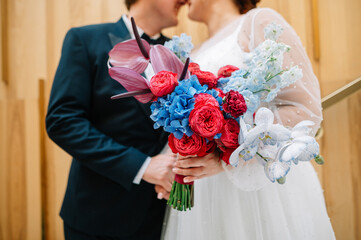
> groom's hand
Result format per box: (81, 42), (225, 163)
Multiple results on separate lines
(155, 185), (170, 200)
(143, 153), (176, 192)
(172, 151), (223, 183)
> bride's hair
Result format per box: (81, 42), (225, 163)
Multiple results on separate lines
(125, 0), (138, 10)
(234, 0), (261, 14)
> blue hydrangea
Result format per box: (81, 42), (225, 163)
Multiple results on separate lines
(151, 75), (223, 139)
(217, 77), (230, 89)
(164, 33), (194, 63)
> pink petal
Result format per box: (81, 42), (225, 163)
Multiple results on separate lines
(109, 39), (151, 73)
(109, 67), (153, 103)
(109, 67), (150, 91)
(150, 45), (189, 79)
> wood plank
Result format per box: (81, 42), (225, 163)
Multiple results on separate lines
(24, 100), (42, 240)
(0, 0), (8, 86)
(6, 100), (27, 240)
(322, 100), (355, 239)
(349, 92), (361, 240)
(0, 101), (8, 240)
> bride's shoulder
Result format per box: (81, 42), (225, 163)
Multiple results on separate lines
(242, 7), (289, 31)
(244, 7), (285, 21)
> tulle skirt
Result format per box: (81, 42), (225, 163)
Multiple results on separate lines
(163, 162), (335, 240)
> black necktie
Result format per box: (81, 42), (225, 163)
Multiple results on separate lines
(141, 33), (167, 45)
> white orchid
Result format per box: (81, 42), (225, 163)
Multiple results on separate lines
(264, 160), (291, 183)
(229, 108), (321, 184)
(229, 108), (291, 167)
(278, 121), (320, 165)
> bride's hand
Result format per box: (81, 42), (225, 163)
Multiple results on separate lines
(155, 185), (170, 200)
(172, 151), (223, 183)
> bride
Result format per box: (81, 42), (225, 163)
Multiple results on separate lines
(160, 0), (336, 239)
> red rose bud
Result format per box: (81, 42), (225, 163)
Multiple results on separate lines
(149, 71), (178, 97)
(189, 62), (200, 74)
(193, 70), (218, 89)
(223, 90), (247, 118)
(217, 65), (239, 78)
(194, 93), (219, 109)
(214, 88), (225, 98)
(220, 118), (240, 148)
(219, 146), (237, 165)
(189, 105), (224, 139)
(197, 140), (217, 157)
(168, 133), (207, 156)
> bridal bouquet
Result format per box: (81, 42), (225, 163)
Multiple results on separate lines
(108, 19), (324, 211)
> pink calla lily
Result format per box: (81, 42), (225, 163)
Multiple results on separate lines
(150, 45), (189, 79)
(109, 67), (153, 103)
(109, 39), (151, 74)
(108, 17), (190, 103)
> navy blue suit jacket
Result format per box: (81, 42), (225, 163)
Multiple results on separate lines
(46, 18), (169, 239)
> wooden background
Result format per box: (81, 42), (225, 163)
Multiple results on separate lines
(0, 0), (360, 239)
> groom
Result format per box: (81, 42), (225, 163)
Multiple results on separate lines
(46, 0), (187, 239)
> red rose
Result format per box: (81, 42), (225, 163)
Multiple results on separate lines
(217, 65), (239, 78)
(193, 70), (218, 89)
(194, 93), (219, 109)
(223, 90), (247, 118)
(219, 118), (240, 148)
(189, 105), (224, 139)
(168, 133), (207, 156)
(219, 146), (236, 165)
(149, 71), (178, 97)
(189, 62), (200, 74)
(201, 140), (217, 157)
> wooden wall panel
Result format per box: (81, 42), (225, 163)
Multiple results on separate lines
(318, 0), (361, 239)
(0, 0), (45, 239)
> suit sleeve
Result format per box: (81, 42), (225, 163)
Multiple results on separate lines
(46, 28), (148, 191)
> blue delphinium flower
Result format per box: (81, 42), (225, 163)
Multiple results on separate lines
(222, 23), (303, 112)
(164, 33), (194, 63)
(264, 22), (284, 41)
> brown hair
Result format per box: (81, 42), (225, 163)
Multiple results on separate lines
(125, 0), (138, 10)
(233, 0), (261, 14)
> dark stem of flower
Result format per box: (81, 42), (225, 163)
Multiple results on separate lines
(256, 152), (268, 162)
(131, 17), (150, 59)
(179, 57), (190, 81)
(110, 89), (151, 100)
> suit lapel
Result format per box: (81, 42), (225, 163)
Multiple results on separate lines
(108, 18), (131, 47)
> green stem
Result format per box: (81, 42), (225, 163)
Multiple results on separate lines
(177, 183), (182, 211)
(181, 185), (185, 211)
(187, 185), (191, 210)
(265, 70), (286, 82)
(173, 183), (178, 209)
(167, 181), (176, 206)
(256, 152), (268, 162)
(253, 89), (271, 94)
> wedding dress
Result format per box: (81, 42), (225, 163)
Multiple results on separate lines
(163, 8), (335, 240)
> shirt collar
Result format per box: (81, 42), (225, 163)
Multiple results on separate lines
(121, 15), (161, 40)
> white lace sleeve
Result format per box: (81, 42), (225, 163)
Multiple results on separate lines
(223, 8), (323, 191)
